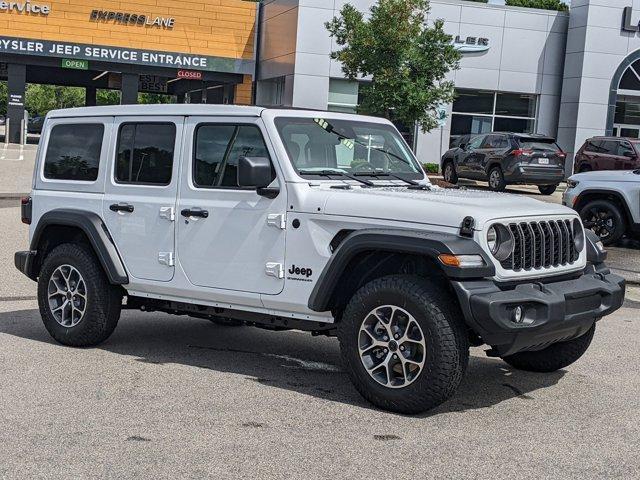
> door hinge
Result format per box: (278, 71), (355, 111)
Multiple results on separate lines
(265, 262), (284, 279)
(158, 252), (175, 267)
(159, 206), (175, 222)
(266, 213), (286, 230)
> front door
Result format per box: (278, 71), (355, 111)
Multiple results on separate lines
(103, 117), (184, 282)
(177, 117), (287, 295)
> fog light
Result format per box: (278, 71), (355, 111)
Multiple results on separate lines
(512, 306), (524, 324)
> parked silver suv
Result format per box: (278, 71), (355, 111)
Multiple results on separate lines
(564, 169), (640, 245)
(15, 105), (625, 414)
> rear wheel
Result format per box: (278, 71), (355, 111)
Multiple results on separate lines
(337, 275), (469, 414)
(502, 325), (595, 372)
(488, 166), (506, 192)
(443, 161), (458, 184)
(538, 184), (558, 195)
(579, 199), (626, 245)
(37, 243), (122, 347)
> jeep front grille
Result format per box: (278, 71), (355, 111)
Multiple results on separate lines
(500, 220), (579, 271)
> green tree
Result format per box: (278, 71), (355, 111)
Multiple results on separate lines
(24, 84), (84, 116)
(505, 0), (568, 12)
(326, 0), (460, 132)
(97, 89), (120, 106)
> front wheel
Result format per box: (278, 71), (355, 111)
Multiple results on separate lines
(443, 161), (458, 184)
(488, 166), (506, 192)
(579, 199), (626, 245)
(337, 275), (469, 414)
(37, 243), (122, 347)
(501, 325), (595, 372)
(538, 184), (558, 195)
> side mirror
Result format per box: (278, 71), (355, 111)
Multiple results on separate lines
(624, 151), (636, 159)
(237, 156), (279, 198)
(459, 144), (467, 151)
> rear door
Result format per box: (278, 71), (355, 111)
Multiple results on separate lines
(102, 116), (184, 282)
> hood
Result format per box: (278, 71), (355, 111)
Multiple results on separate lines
(570, 170), (640, 183)
(315, 185), (574, 230)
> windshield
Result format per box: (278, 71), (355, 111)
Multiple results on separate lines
(274, 117), (423, 179)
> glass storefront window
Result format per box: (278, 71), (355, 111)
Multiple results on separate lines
(452, 89), (494, 115)
(450, 89), (538, 145)
(495, 93), (537, 118)
(493, 117), (535, 133)
(615, 98), (640, 126)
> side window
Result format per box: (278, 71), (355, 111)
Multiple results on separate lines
(617, 141), (635, 157)
(194, 124), (272, 188)
(467, 135), (485, 150)
(601, 141), (618, 155)
(115, 123), (176, 185)
(44, 123), (104, 181)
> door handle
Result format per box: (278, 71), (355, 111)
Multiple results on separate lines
(109, 203), (134, 213)
(181, 208), (209, 219)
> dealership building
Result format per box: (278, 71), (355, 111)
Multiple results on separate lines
(2, 0), (640, 171)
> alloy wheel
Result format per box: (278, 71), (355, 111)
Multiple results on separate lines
(47, 264), (87, 328)
(358, 305), (426, 389)
(444, 165), (453, 183)
(583, 207), (616, 240)
(489, 170), (500, 189)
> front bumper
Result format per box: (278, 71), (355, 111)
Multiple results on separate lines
(452, 264), (625, 356)
(505, 165), (565, 185)
(15, 250), (38, 281)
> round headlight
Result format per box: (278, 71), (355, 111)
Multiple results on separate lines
(487, 224), (514, 262)
(572, 218), (585, 253)
(487, 226), (498, 254)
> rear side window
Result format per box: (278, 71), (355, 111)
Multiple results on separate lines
(194, 124), (271, 188)
(44, 123), (104, 181)
(600, 141), (622, 155)
(115, 123), (176, 185)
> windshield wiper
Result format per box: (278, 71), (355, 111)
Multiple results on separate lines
(299, 169), (375, 187)
(354, 171), (430, 190)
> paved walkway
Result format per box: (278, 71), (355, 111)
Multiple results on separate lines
(0, 144), (37, 197)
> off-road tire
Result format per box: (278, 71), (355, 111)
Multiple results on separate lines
(488, 166), (506, 192)
(443, 161), (458, 185)
(337, 275), (469, 414)
(501, 325), (595, 373)
(579, 199), (626, 246)
(538, 184), (558, 195)
(38, 243), (122, 347)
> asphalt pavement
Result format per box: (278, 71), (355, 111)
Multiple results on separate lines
(1, 203), (639, 479)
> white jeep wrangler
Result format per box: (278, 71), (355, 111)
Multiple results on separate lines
(15, 105), (625, 414)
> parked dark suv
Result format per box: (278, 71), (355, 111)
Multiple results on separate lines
(441, 133), (566, 195)
(574, 137), (640, 173)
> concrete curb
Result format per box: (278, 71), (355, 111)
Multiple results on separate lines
(0, 194), (27, 199)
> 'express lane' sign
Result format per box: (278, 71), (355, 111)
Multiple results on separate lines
(0, 37), (254, 74)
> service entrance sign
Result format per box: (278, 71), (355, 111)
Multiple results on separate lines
(0, 36), (254, 74)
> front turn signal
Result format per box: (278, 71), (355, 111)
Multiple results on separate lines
(438, 254), (485, 268)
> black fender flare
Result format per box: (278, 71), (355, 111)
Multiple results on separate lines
(30, 209), (129, 285)
(307, 229), (494, 312)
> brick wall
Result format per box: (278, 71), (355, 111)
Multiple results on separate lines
(0, 0), (256, 60)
